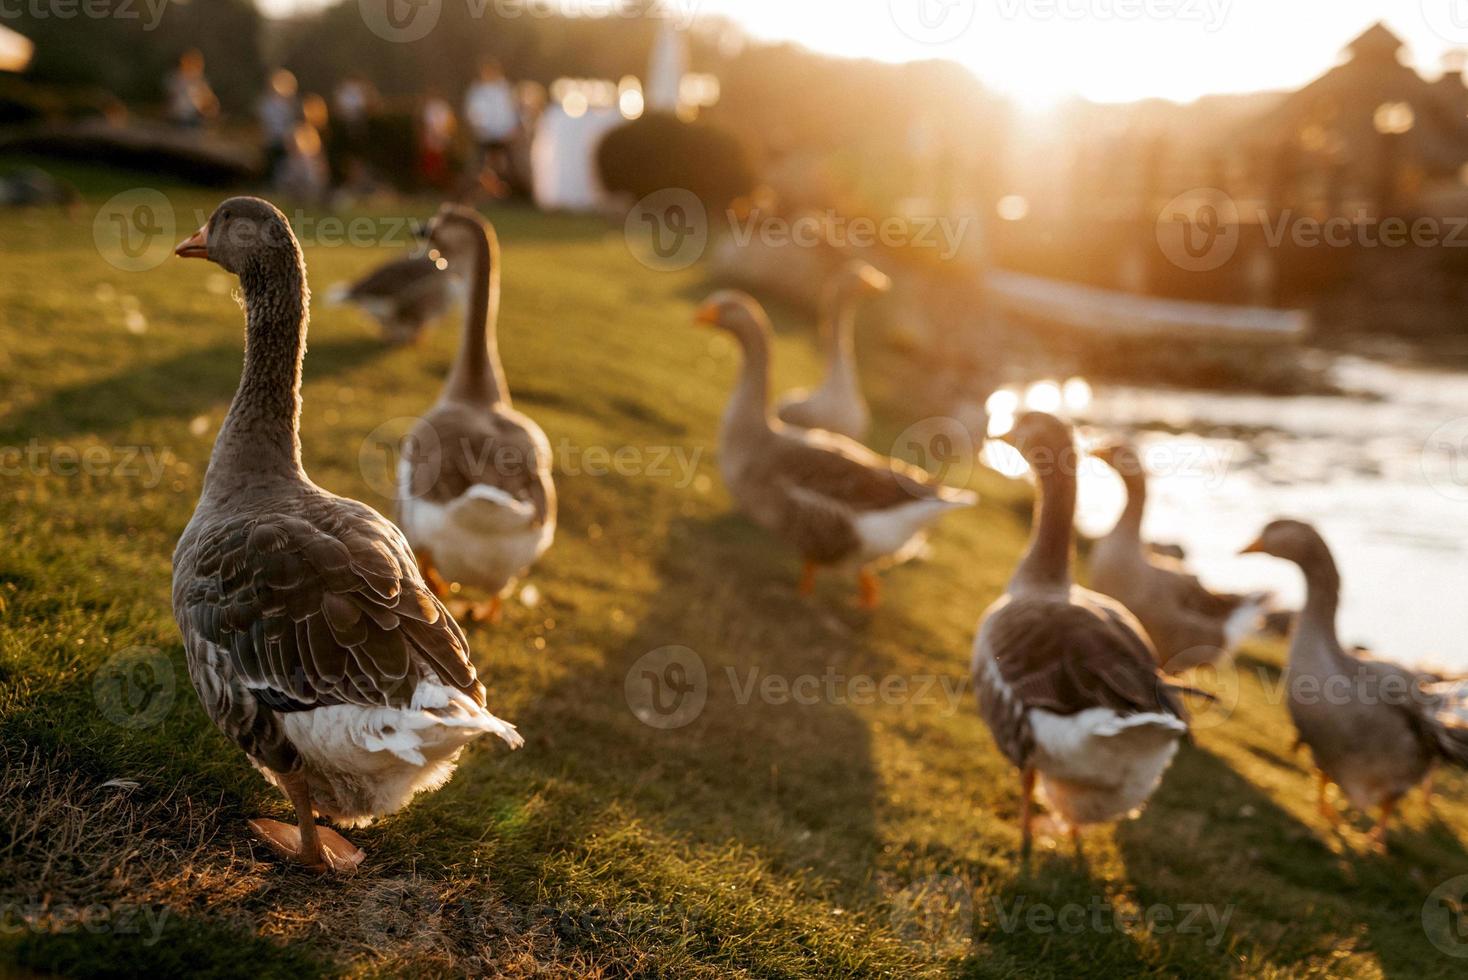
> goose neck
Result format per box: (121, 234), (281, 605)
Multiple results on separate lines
(1013, 452), (1077, 589)
(445, 232), (508, 407)
(207, 257), (308, 492)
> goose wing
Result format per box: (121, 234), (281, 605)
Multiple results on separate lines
(976, 589), (1186, 766)
(174, 492), (483, 771)
(343, 256), (442, 301)
(761, 428), (961, 561)
(403, 403), (554, 526)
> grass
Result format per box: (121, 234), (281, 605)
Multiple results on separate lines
(1, 160), (1466, 978)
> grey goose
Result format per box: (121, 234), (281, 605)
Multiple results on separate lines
(1089, 442), (1267, 673)
(774, 259), (891, 441)
(171, 197), (522, 872)
(974, 413), (1195, 853)
(396, 205), (555, 625)
(1241, 519), (1468, 847)
(695, 290), (975, 609)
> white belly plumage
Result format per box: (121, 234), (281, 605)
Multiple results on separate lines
(851, 496), (975, 566)
(398, 459), (555, 595)
(260, 677), (523, 827)
(1027, 707), (1185, 827)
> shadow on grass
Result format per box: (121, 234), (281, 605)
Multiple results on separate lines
(1, 336), (386, 443)
(1116, 744), (1468, 979)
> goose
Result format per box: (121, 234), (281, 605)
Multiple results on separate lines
(171, 197), (523, 872)
(973, 413), (1194, 853)
(325, 252), (462, 346)
(397, 205), (555, 625)
(774, 260), (890, 440)
(695, 291), (975, 609)
(1240, 519), (1468, 846)
(1089, 442), (1267, 672)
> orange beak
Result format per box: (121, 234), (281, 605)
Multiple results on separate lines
(1239, 537), (1266, 555)
(694, 303), (720, 326)
(175, 224), (209, 260)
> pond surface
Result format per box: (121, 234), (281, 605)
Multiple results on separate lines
(986, 358), (1468, 672)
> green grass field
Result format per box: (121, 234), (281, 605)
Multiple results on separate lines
(2, 162), (1466, 978)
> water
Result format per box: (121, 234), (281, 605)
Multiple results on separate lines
(986, 359), (1468, 672)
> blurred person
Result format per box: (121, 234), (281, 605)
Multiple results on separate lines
(279, 120), (330, 205)
(165, 49), (219, 129)
(330, 75), (378, 191)
(333, 75), (376, 142)
(418, 89), (457, 190)
(463, 60), (519, 197)
(259, 69), (301, 185)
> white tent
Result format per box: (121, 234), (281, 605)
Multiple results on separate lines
(0, 25), (33, 73)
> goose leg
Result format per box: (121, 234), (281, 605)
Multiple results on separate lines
(857, 568), (880, 611)
(249, 770), (365, 873)
(798, 562), (817, 597)
(416, 549), (451, 599)
(1019, 766), (1036, 857)
(1315, 770), (1340, 826)
(1371, 797), (1398, 852)
(1422, 770), (1436, 812)
(470, 596), (503, 625)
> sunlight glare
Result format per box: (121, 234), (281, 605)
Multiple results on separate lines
(1024, 381), (1062, 414)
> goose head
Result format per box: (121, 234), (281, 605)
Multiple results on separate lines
(694, 290), (773, 346)
(1240, 519), (1331, 567)
(1091, 442), (1146, 479)
(423, 204), (493, 273)
(998, 411), (1079, 479)
(175, 196), (298, 276)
